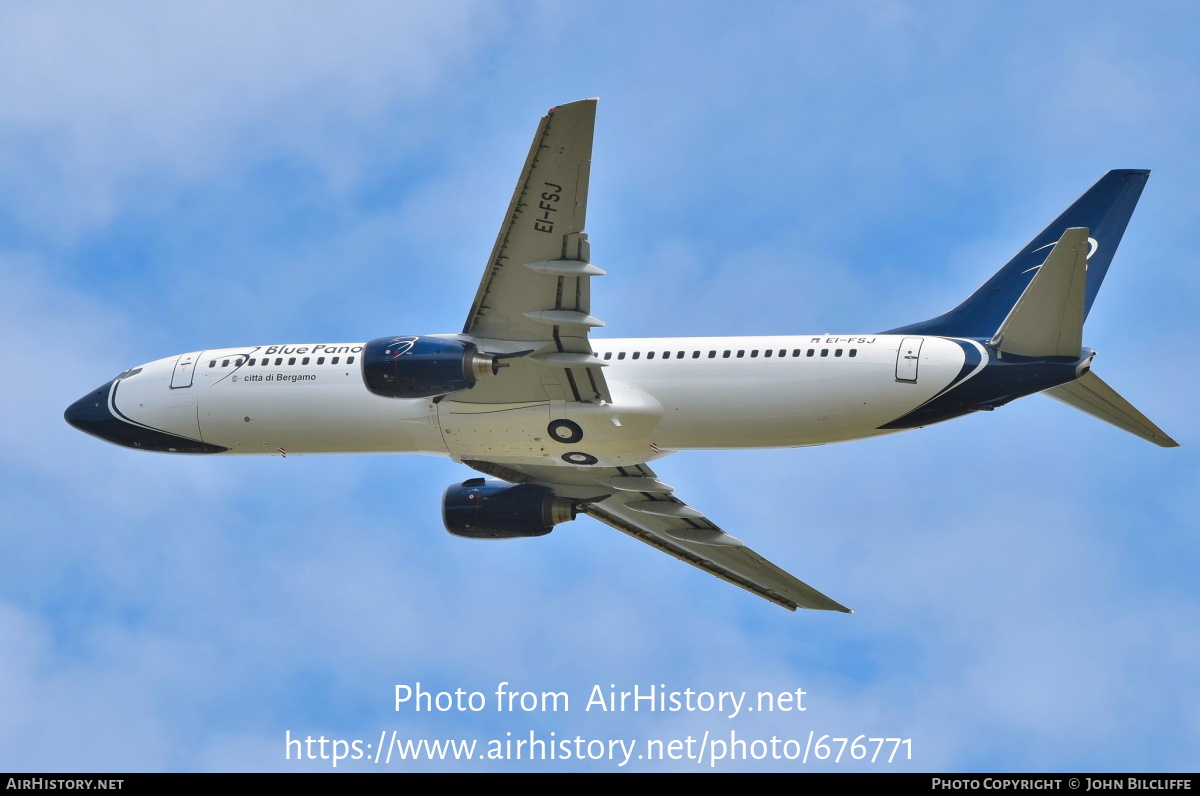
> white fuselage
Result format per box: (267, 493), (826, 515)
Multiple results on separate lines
(109, 334), (978, 467)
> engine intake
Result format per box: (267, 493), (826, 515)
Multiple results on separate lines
(443, 479), (578, 539)
(362, 336), (498, 399)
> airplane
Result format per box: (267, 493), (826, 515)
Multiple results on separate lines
(64, 98), (1178, 613)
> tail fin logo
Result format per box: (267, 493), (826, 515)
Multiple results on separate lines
(1023, 237), (1098, 274)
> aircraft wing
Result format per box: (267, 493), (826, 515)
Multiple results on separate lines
(461, 99), (609, 404)
(464, 459), (851, 613)
(455, 101), (845, 612)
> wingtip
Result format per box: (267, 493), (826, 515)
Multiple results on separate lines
(549, 97), (600, 113)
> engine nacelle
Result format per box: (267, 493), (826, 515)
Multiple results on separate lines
(362, 336), (498, 399)
(442, 478), (578, 539)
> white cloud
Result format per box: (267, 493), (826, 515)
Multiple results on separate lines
(0, 2), (494, 239)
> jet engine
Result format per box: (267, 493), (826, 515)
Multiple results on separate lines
(362, 336), (500, 399)
(442, 478), (579, 539)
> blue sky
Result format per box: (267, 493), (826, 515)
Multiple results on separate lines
(2, 2), (1198, 772)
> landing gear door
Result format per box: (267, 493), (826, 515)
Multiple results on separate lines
(171, 351), (203, 389)
(895, 338), (923, 382)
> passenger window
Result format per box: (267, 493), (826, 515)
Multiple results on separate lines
(603, 352), (612, 360)
(617, 352), (626, 360)
(737, 350), (745, 358)
(820, 349), (829, 357)
(835, 349), (843, 357)
(806, 349), (814, 357)
(692, 351), (700, 358)
(302, 357), (310, 365)
(288, 357), (296, 365)
(208, 361), (215, 368)
(647, 352), (655, 359)
(318, 357), (326, 364)
(708, 351), (716, 358)
(792, 349), (800, 357)
(750, 350), (759, 357)
(632, 352), (640, 360)
(764, 349), (772, 357)
(222, 359), (229, 367)
(723, 350), (730, 358)
(347, 356), (355, 364)
(849, 349), (857, 358)
(331, 357), (339, 365)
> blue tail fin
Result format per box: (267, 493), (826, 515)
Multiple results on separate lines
(887, 170), (1149, 338)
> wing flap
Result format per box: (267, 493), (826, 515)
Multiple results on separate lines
(588, 492), (850, 613)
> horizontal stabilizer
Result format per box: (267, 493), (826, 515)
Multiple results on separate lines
(991, 227), (1088, 357)
(1044, 371), (1179, 447)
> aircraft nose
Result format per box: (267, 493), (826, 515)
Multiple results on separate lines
(64, 380), (117, 439)
(64, 373), (228, 453)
